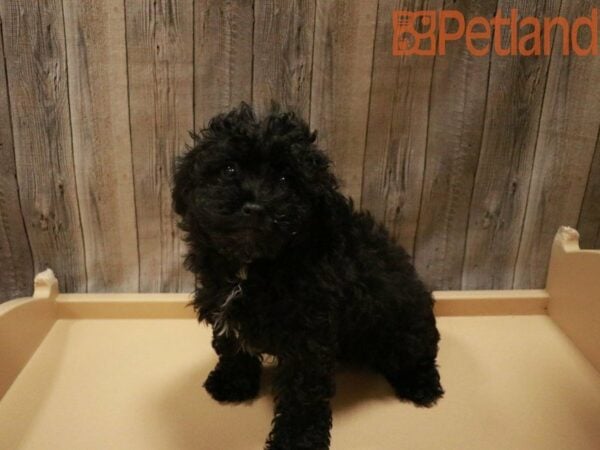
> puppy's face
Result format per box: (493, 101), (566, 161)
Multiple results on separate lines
(173, 105), (335, 263)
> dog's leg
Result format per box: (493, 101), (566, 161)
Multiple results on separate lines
(203, 332), (262, 403)
(265, 353), (334, 450)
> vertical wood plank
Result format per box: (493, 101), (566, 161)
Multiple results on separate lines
(462, 0), (562, 289)
(361, 0), (442, 255)
(309, 0), (378, 202)
(63, 0), (139, 292)
(578, 131), (600, 249)
(0, 19), (34, 301)
(194, 0), (254, 129)
(0, 0), (86, 293)
(126, 0), (195, 292)
(413, 0), (496, 290)
(253, 0), (316, 118)
(514, 0), (600, 288)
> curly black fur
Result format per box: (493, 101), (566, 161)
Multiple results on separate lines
(173, 103), (443, 450)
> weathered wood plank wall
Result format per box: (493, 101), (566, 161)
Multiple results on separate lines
(0, 18), (33, 299)
(514, 0), (600, 287)
(414, 0), (496, 290)
(194, 0), (254, 127)
(462, 0), (563, 289)
(1, 0), (87, 296)
(579, 131), (600, 248)
(126, 0), (195, 292)
(310, 0), (377, 203)
(253, 0), (315, 116)
(63, 0), (140, 292)
(362, 0), (442, 255)
(1, 0), (599, 300)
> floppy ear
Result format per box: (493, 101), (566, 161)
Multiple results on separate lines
(172, 146), (197, 216)
(289, 138), (339, 195)
(262, 108), (338, 193)
(293, 143), (353, 247)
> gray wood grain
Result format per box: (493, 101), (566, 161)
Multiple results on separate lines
(462, 0), (562, 289)
(1, 0), (600, 296)
(361, 0), (442, 255)
(309, 0), (378, 203)
(413, 0), (496, 290)
(253, 0), (316, 118)
(514, 0), (600, 288)
(126, 0), (195, 293)
(194, 0), (253, 129)
(63, 0), (139, 292)
(0, 0), (86, 293)
(0, 19), (34, 301)
(578, 130), (600, 249)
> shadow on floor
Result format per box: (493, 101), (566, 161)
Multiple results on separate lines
(155, 328), (489, 449)
(156, 356), (400, 450)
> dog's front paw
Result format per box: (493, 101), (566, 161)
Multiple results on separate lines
(203, 359), (261, 403)
(265, 432), (329, 450)
(387, 365), (444, 408)
(396, 378), (444, 407)
(265, 406), (332, 450)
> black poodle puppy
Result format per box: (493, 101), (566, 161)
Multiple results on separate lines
(172, 103), (443, 450)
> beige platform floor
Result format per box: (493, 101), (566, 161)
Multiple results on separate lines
(1, 315), (599, 450)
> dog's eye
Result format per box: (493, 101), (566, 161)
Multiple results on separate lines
(279, 176), (287, 184)
(222, 165), (237, 177)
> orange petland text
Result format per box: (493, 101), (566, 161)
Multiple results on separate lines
(392, 9), (599, 56)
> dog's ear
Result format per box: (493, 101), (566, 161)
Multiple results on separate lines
(262, 109), (341, 199)
(172, 145), (197, 216)
(295, 143), (338, 193)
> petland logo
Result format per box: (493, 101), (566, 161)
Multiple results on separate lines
(392, 9), (599, 56)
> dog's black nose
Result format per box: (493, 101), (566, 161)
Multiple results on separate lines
(242, 202), (264, 216)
